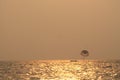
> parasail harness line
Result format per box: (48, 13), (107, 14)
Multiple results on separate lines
(80, 50), (89, 60)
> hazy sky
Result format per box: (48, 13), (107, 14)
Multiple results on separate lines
(0, 0), (120, 60)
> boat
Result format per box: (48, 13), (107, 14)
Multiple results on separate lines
(70, 59), (78, 62)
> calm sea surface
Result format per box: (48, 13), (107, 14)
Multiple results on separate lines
(0, 60), (120, 80)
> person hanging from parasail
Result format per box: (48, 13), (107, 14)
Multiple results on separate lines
(80, 50), (89, 59)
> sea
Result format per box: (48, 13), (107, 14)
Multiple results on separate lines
(0, 60), (120, 80)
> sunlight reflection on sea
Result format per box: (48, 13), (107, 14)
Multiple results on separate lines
(0, 60), (120, 80)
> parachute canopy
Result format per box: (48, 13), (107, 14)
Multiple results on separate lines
(80, 50), (89, 57)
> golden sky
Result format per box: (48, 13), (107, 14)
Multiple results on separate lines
(0, 0), (120, 60)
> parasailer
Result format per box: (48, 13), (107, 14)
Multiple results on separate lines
(80, 50), (89, 59)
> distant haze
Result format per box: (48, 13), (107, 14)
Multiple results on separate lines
(0, 0), (120, 60)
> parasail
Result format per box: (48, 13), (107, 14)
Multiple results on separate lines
(80, 50), (89, 58)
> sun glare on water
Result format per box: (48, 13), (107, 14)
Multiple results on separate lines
(0, 60), (120, 80)
(26, 60), (100, 80)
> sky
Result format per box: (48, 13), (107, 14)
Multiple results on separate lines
(0, 0), (120, 60)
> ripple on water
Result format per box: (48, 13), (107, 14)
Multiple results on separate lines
(0, 60), (120, 80)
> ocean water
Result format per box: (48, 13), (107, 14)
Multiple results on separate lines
(0, 60), (120, 80)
